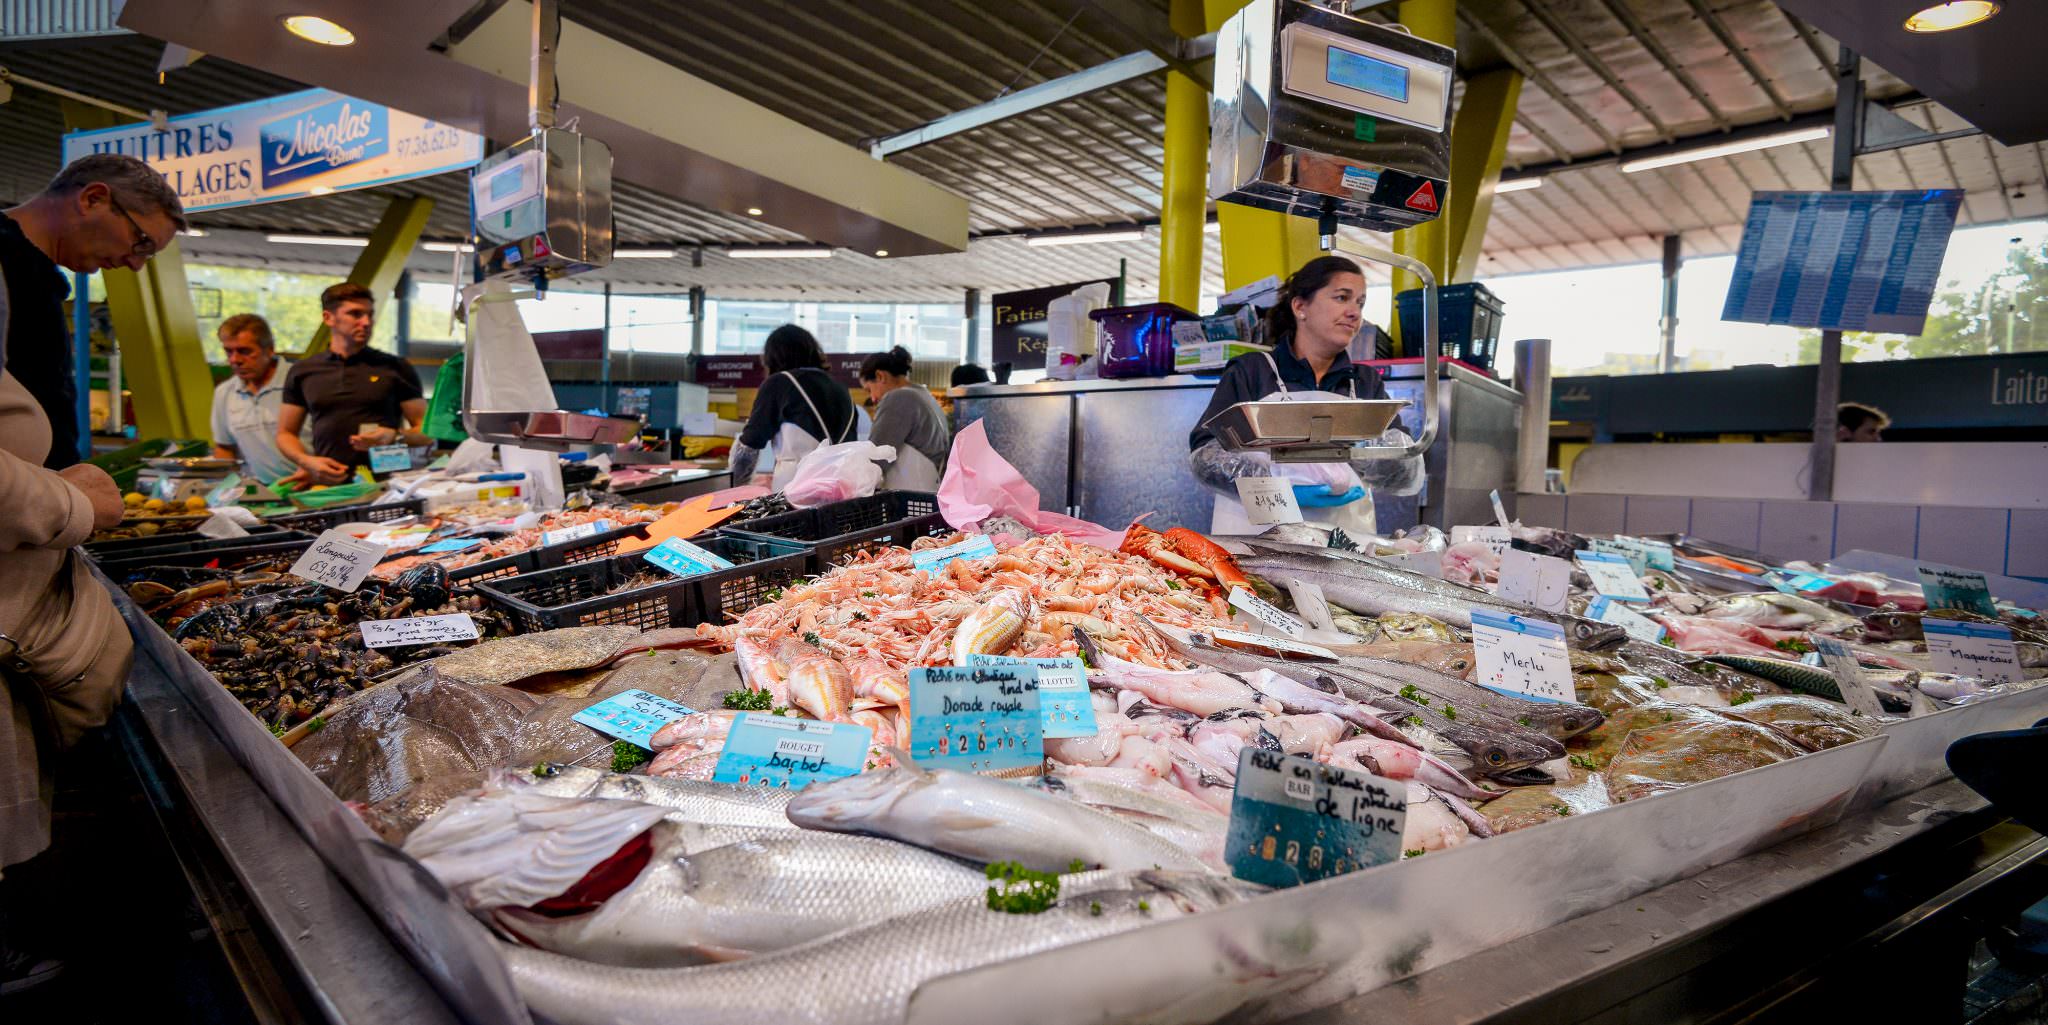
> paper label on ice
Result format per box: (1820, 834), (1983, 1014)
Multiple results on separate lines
(1495, 549), (1572, 613)
(1917, 566), (1999, 617)
(1207, 626), (1337, 661)
(288, 529), (388, 592)
(909, 535), (998, 575)
(712, 713), (871, 789)
(967, 654), (1096, 739)
(1490, 489), (1509, 526)
(1451, 524), (1511, 556)
(1228, 587), (1309, 639)
(1226, 748), (1406, 888)
(1588, 539), (1647, 576)
(909, 666), (1043, 776)
(1923, 618), (2024, 684)
(1588, 596), (1666, 643)
(1577, 550), (1650, 602)
(541, 519), (612, 547)
(571, 689), (696, 749)
(1233, 476), (1303, 527)
(1283, 580), (1336, 632)
(1470, 610), (1574, 703)
(368, 444), (412, 474)
(1812, 637), (1888, 716)
(643, 536), (736, 578)
(359, 613), (481, 649)
(417, 537), (484, 553)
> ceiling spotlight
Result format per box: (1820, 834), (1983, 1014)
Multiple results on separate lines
(281, 15), (355, 46)
(183, 228), (207, 238)
(1495, 177), (1542, 193)
(746, 207), (764, 216)
(874, 249), (889, 257)
(1903, 2), (1999, 32)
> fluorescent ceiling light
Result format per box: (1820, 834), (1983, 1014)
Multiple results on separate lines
(266, 233), (367, 247)
(422, 241), (474, 253)
(182, 228), (207, 238)
(727, 246), (834, 259)
(281, 15), (354, 46)
(1904, 2), (1999, 32)
(1619, 126), (1830, 173)
(614, 247), (678, 259)
(1495, 177), (1542, 193)
(1025, 228), (1146, 247)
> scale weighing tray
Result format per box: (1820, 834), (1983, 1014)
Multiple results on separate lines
(1201, 398), (1407, 462)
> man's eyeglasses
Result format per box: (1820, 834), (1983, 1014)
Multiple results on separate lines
(107, 194), (161, 258)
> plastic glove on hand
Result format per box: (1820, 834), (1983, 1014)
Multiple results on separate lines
(1292, 483), (1366, 508)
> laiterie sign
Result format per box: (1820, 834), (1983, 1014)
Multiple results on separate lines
(61, 88), (483, 214)
(991, 278), (1119, 371)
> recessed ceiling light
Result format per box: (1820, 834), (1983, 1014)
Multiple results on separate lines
(281, 15), (355, 46)
(422, 241), (475, 253)
(874, 249), (888, 257)
(746, 207), (764, 216)
(1024, 227), (1146, 247)
(1903, 2), (1999, 32)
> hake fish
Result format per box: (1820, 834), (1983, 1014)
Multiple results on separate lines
(1332, 653), (1605, 740)
(501, 871), (1297, 1025)
(785, 760), (1207, 873)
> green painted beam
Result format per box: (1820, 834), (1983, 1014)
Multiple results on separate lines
(102, 243), (214, 439)
(302, 194), (435, 358)
(1446, 68), (1523, 286)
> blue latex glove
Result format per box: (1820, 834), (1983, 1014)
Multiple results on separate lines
(1292, 483), (1366, 508)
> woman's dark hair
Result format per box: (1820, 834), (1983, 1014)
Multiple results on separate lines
(761, 324), (826, 375)
(860, 345), (915, 381)
(1265, 255), (1364, 342)
(950, 363), (991, 387)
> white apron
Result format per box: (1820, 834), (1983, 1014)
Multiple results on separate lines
(1209, 352), (1378, 537)
(882, 445), (942, 492)
(767, 370), (859, 490)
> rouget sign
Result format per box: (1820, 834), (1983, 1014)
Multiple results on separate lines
(60, 88), (485, 214)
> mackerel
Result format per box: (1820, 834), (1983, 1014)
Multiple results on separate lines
(1333, 653), (1605, 740)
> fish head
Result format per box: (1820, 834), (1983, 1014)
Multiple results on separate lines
(784, 760), (934, 830)
(1567, 618), (1628, 650)
(1475, 730), (1564, 774)
(1550, 705), (1607, 738)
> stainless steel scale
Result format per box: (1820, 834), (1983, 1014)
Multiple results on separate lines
(1203, 0), (1454, 463)
(134, 457), (239, 503)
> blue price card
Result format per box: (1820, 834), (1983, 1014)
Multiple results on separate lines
(966, 654), (1097, 740)
(1917, 566), (1999, 617)
(572, 689), (695, 749)
(1226, 748), (1406, 888)
(417, 537), (485, 553)
(1576, 550), (1651, 602)
(908, 665), (1043, 777)
(711, 713), (872, 789)
(1588, 539), (1647, 576)
(1615, 536), (1675, 571)
(1768, 571), (1835, 594)
(643, 536), (737, 578)
(541, 519), (612, 547)
(909, 535), (997, 575)
(368, 444), (411, 474)
(1588, 596), (1667, 644)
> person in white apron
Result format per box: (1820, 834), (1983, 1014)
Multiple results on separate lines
(728, 325), (860, 488)
(1189, 255), (1399, 537)
(859, 346), (949, 492)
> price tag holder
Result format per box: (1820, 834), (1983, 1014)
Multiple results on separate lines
(711, 713), (872, 789)
(1924, 618), (2024, 684)
(968, 654), (1096, 740)
(541, 519), (612, 547)
(1233, 477), (1303, 527)
(1471, 609), (1575, 703)
(368, 444), (412, 474)
(1282, 579), (1336, 632)
(1490, 488), (1510, 526)
(1576, 550), (1650, 602)
(1812, 637), (1888, 717)
(1588, 539), (1648, 576)
(288, 529), (388, 592)
(1496, 549), (1572, 613)
(1767, 571), (1837, 594)
(1226, 748), (1406, 888)
(359, 612), (481, 649)
(1208, 626), (1338, 662)
(909, 535), (998, 575)
(643, 536), (737, 578)
(1918, 567), (1999, 617)
(417, 537), (485, 553)
(1588, 596), (1666, 643)
(1228, 586), (1310, 639)
(571, 689), (696, 749)
(908, 665), (1043, 776)
(1451, 524), (1511, 556)
(1381, 549), (1443, 579)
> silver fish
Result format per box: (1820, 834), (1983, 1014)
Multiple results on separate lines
(785, 760), (1207, 873)
(500, 871), (1292, 1025)
(522, 763), (796, 830)
(496, 822), (987, 967)
(1697, 592), (1859, 634)
(1333, 653), (1605, 740)
(403, 788), (672, 911)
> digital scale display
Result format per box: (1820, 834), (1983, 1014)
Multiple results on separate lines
(1326, 46), (1408, 102)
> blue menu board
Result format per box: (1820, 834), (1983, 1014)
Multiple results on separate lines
(1721, 189), (1963, 335)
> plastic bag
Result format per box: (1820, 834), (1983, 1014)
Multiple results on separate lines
(1188, 442), (1274, 495)
(1352, 426), (1425, 496)
(938, 421), (1127, 549)
(784, 440), (896, 508)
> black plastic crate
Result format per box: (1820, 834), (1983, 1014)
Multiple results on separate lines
(443, 521), (655, 586)
(721, 491), (947, 571)
(474, 534), (807, 632)
(267, 497), (427, 533)
(95, 538), (315, 583)
(85, 524), (301, 558)
(1393, 282), (1505, 370)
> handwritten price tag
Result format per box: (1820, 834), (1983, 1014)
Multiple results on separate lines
(643, 536), (737, 578)
(572, 689), (696, 749)
(288, 529), (388, 592)
(1576, 550), (1650, 602)
(1234, 477), (1302, 527)
(1226, 748), (1406, 888)
(967, 654), (1096, 739)
(1451, 524), (1511, 557)
(1496, 549), (1572, 612)
(1924, 618), (2024, 684)
(1918, 567), (1999, 617)
(1208, 626), (1338, 661)
(541, 519), (612, 547)
(1471, 609), (1575, 703)
(712, 713), (871, 789)
(908, 666), (1043, 776)
(1812, 636), (1889, 716)
(359, 613), (481, 649)
(1588, 596), (1666, 643)
(1228, 586), (1309, 639)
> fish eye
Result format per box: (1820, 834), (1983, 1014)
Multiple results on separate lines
(1487, 750), (1505, 765)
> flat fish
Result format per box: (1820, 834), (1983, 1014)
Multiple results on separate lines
(426, 626), (641, 688)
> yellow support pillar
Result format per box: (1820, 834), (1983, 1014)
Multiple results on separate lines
(302, 194), (435, 357)
(1157, 0), (1209, 309)
(103, 243), (215, 439)
(1445, 68), (1523, 285)
(1386, 0), (1455, 351)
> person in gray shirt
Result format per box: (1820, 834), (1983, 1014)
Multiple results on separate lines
(859, 346), (949, 491)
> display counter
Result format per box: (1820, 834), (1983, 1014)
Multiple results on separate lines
(949, 362), (1520, 533)
(609, 466), (732, 504)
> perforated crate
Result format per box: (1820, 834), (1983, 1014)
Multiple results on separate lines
(85, 524), (301, 558)
(474, 534), (808, 632)
(719, 491), (947, 571)
(94, 537), (315, 583)
(443, 522), (655, 586)
(267, 498), (427, 533)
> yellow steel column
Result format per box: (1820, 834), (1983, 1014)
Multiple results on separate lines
(1157, 0), (1209, 309)
(302, 194), (435, 357)
(1205, 0), (1323, 292)
(102, 243), (214, 439)
(1446, 68), (1523, 285)
(1386, 0), (1455, 350)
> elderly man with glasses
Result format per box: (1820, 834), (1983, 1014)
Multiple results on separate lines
(2, 154), (189, 469)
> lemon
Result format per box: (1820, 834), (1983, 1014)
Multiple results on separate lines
(184, 495), (208, 511)
(123, 492), (146, 507)
(142, 498), (167, 513)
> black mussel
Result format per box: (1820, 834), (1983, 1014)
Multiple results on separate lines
(394, 562), (451, 607)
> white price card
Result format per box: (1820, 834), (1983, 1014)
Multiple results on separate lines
(1283, 579), (1336, 632)
(359, 613), (481, 649)
(1812, 636), (1888, 717)
(1380, 549), (1443, 579)
(1490, 488), (1510, 526)
(196, 512), (249, 539)
(1208, 626), (1338, 662)
(1576, 550), (1651, 602)
(1923, 618), (2025, 685)
(1229, 587), (1309, 638)
(1234, 476), (1303, 527)
(1450, 524), (1511, 556)
(1588, 596), (1666, 643)
(541, 519), (612, 547)
(1470, 610), (1575, 703)
(288, 529), (388, 592)
(1496, 548), (1572, 613)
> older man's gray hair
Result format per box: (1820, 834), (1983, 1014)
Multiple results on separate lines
(46, 154), (188, 233)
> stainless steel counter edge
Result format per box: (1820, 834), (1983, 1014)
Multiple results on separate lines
(947, 362), (1521, 401)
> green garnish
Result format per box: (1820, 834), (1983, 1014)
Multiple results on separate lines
(1403, 848), (1426, 859)
(984, 861), (1060, 914)
(1137, 900), (1151, 913)
(861, 591), (877, 598)
(1730, 692), (1755, 706)
(1551, 803), (1573, 816)
(802, 631), (821, 646)
(1089, 901), (1102, 917)
(1517, 715), (1532, 727)
(1661, 711), (1675, 722)
(1569, 754), (1598, 770)
(268, 721), (288, 738)
(1076, 646), (1095, 669)
(1441, 704), (1457, 721)
(305, 715), (328, 734)
(1405, 715), (1423, 726)
(1651, 675), (1670, 690)
(1167, 580), (1181, 590)
(1658, 635), (1677, 647)
(1397, 684), (1427, 706)
(1068, 859), (1085, 873)
(723, 689), (774, 711)
(1773, 637), (1813, 654)
(764, 587), (784, 602)
(611, 741), (651, 773)
(772, 706), (792, 717)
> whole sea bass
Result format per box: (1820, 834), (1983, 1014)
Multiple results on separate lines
(523, 763), (796, 829)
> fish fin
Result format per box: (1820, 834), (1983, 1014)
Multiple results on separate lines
(1327, 528), (1360, 552)
(881, 744), (919, 769)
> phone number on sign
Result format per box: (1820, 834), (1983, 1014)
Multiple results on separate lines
(394, 127), (470, 159)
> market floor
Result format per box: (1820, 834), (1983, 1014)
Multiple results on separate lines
(0, 733), (255, 1025)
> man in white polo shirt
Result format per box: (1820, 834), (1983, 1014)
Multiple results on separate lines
(209, 313), (302, 483)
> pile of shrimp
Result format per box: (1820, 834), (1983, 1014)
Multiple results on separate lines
(371, 506), (669, 579)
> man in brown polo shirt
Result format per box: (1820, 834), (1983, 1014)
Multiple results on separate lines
(276, 282), (428, 484)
